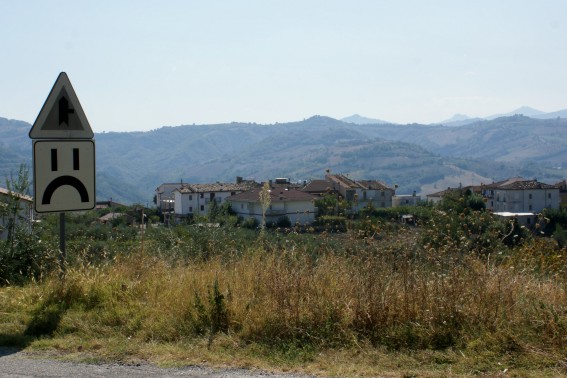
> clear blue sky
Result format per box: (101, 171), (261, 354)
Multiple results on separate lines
(1, 1), (566, 132)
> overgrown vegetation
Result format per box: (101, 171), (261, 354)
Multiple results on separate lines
(1, 188), (567, 376)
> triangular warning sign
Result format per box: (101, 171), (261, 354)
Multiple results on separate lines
(29, 72), (94, 139)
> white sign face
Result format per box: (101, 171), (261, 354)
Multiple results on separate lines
(29, 72), (94, 139)
(33, 140), (96, 213)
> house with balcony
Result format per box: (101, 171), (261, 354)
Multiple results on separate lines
(228, 187), (317, 226)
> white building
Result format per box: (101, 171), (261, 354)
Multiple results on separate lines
(228, 187), (317, 226)
(0, 187), (34, 240)
(173, 179), (258, 222)
(482, 178), (559, 213)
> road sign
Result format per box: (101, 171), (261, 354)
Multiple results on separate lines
(29, 72), (94, 139)
(33, 140), (96, 213)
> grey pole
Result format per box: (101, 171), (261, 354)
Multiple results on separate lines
(59, 212), (66, 279)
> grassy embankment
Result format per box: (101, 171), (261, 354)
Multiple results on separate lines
(1, 212), (567, 377)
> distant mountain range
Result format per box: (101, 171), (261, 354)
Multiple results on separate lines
(2, 112), (567, 204)
(342, 106), (567, 127)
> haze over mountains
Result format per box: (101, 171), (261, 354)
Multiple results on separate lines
(2, 108), (567, 204)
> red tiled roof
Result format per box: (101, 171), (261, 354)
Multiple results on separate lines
(483, 177), (526, 189)
(326, 174), (393, 191)
(302, 180), (336, 193)
(326, 174), (365, 189)
(483, 177), (556, 190)
(497, 180), (556, 190)
(357, 180), (394, 191)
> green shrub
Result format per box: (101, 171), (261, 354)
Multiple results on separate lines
(241, 217), (259, 229)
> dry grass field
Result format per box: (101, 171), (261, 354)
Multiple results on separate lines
(1, 208), (567, 377)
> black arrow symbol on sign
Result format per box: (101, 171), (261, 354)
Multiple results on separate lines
(58, 96), (75, 127)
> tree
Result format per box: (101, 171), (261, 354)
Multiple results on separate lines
(259, 182), (271, 230)
(465, 192), (486, 211)
(208, 199), (220, 222)
(315, 194), (339, 216)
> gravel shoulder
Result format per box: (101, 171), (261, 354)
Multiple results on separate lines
(0, 347), (316, 378)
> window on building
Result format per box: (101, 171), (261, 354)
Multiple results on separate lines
(527, 218), (531, 224)
(200, 193), (204, 199)
(241, 204), (244, 209)
(548, 193), (551, 199)
(529, 205), (532, 211)
(528, 193), (532, 199)
(200, 205), (204, 211)
(381, 191), (385, 197)
(231, 192), (236, 196)
(189, 206), (192, 212)
(189, 195), (192, 200)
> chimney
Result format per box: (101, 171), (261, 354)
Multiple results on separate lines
(236, 176), (243, 184)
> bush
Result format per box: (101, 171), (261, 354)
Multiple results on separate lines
(421, 209), (509, 255)
(276, 216), (292, 228)
(0, 225), (58, 286)
(241, 217), (259, 229)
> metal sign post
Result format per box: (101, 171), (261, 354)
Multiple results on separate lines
(59, 212), (66, 278)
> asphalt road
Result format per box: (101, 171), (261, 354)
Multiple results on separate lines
(0, 347), (315, 378)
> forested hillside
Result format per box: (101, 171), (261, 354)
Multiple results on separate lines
(2, 115), (566, 204)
